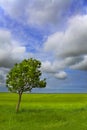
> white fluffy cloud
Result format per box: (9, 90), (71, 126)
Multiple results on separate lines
(41, 56), (84, 73)
(44, 15), (87, 57)
(41, 61), (56, 73)
(0, 29), (27, 68)
(41, 60), (68, 80)
(41, 60), (68, 79)
(26, 0), (71, 26)
(41, 60), (67, 73)
(44, 14), (87, 70)
(0, 0), (75, 27)
(0, 0), (27, 19)
(54, 71), (67, 79)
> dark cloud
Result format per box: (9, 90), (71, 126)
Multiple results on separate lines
(70, 56), (87, 70)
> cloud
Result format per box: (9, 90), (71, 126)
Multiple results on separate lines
(54, 71), (67, 80)
(0, 29), (27, 68)
(0, 74), (5, 85)
(0, 0), (28, 20)
(0, 68), (9, 85)
(41, 61), (68, 80)
(70, 56), (87, 70)
(44, 14), (87, 57)
(0, 0), (84, 28)
(41, 61), (56, 73)
(41, 56), (84, 73)
(41, 60), (66, 73)
(61, 56), (84, 69)
(44, 14), (87, 71)
(26, 0), (71, 26)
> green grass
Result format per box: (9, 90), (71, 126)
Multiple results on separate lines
(0, 93), (87, 130)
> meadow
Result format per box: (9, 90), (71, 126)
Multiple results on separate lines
(0, 93), (87, 130)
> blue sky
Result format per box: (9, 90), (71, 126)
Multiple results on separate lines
(0, 0), (87, 93)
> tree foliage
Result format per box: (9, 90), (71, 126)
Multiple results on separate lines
(6, 58), (46, 112)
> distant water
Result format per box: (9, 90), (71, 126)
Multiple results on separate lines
(0, 87), (87, 93)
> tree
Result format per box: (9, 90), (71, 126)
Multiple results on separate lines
(6, 58), (46, 112)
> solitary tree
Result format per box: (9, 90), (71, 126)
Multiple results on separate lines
(6, 58), (46, 112)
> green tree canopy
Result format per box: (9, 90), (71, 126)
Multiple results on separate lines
(6, 58), (46, 112)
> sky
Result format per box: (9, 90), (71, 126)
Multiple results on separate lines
(0, 0), (87, 93)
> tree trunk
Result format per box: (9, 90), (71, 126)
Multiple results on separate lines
(16, 92), (22, 112)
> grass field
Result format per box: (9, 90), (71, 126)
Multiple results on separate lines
(0, 93), (87, 130)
